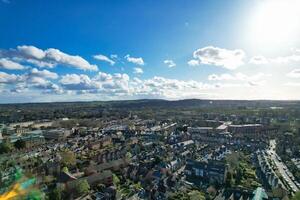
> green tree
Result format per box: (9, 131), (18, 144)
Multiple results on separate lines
(126, 152), (132, 160)
(96, 183), (106, 191)
(188, 190), (205, 200)
(26, 189), (43, 200)
(235, 166), (243, 185)
(292, 191), (300, 200)
(225, 171), (233, 188)
(112, 173), (120, 186)
(14, 139), (26, 149)
(0, 140), (14, 154)
(62, 166), (69, 173)
(75, 179), (90, 196)
(49, 186), (64, 200)
(60, 151), (76, 167)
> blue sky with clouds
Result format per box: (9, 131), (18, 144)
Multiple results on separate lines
(1, 0), (300, 103)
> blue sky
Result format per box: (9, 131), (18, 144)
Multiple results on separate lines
(1, 0), (300, 103)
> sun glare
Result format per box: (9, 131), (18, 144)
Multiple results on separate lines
(249, 0), (300, 48)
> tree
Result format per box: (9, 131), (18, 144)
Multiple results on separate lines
(60, 151), (76, 167)
(75, 179), (90, 196)
(14, 139), (26, 149)
(235, 166), (243, 185)
(188, 190), (205, 200)
(225, 171), (233, 188)
(96, 183), (106, 191)
(26, 190), (43, 200)
(0, 140), (14, 154)
(49, 186), (64, 200)
(112, 173), (120, 186)
(126, 152), (132, 160)
(62, 166), (69, 173)
(291, 191), (300, 200)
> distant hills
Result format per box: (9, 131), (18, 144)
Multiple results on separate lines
(1, 98), (300, 123)
(1, 98), (300, 109)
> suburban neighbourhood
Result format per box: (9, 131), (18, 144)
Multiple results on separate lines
(0, 100), (300, 199)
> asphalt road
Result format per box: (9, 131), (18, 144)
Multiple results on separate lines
(267, 140), (299, 192)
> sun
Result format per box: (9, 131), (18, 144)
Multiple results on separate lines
(248, 0), (300, 49)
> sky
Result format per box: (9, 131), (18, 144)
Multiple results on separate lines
(1, 0), (300, 103)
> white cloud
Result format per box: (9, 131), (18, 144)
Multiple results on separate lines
(272, 54), (300, 64)
(93, 54), (115, 65)
(0, 58), (26, 70)
(125, 54), (145, 65)
(133, 67), (143, 74)
(286, 69), (300, 78)
(208, 72), (270, 87)
(110, 54), (118, 59)
(0, 45), (98, 71)
(102, 73), (129, 93)
(0, 68), (61, 94)
(60, 74), (100, 90)
(192, 46), (245, 69)
(94, 72), (113, 82)
(45, 48), (98, 71)
(10, 83), (28, 93)
(32, 80), (63, 94)
(250, 50), (300, 65)
(0, 72), (23, 84)
(131, 76), (216, 99)
(29, 68), (58, 79)
(25, 59), (56, 68)
(60, 72), (130, 94)
(208, 72), (269, 81)
(187, 59), (200, 66)
(249, 56), (269, 65)
(284, 82), (300, 87)
(17, 45), (46, 59)
(164, 59), (176, 68)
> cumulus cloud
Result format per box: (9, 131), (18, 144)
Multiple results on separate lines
(0, 58), (26, 70)
(60, 72), (130, 94)
(187, 59), (200, 66)
(250, 50), (300, 65)
(125, 54), (145, 65)
(208, 72), (269, 81)
(110, 54), (118, 59)
(100, 73), (129, 93)
(191, 46), (245, 69)
(24, 59), (56, 68)
(32, 81), (63, 94)
(249, 56), (269, 65)
(60, 74), (100, 90)
(208, 72), (270, 87)
(93, 54), (115, 65)
(131, 76), (216, 99)
(133, 67), (143, 74)
(0, 67), (62, 94)
(0, 45), (98, 71)
(164, 59), (176, 68)
(17, 45), (46, 59)
(10, 83), (28, 93)
(0, 72), (23, 84)
(45, 48), (98, 71)
(286, 69), (300, 78)
(272, 54), (300, 64)
(94, 72), (113, 82)
(29, 68), (58, 79)
(56, 71), (218, 99)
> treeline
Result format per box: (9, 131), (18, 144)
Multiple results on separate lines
(1, 99), (300, 123)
